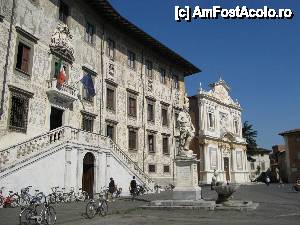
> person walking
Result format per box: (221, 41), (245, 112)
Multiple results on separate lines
(108, 177), (116, 202)
(129, 176), (137, 201)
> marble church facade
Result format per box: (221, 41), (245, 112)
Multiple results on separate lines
(189, 79), (249, 184)
(0, 0), (199, 195)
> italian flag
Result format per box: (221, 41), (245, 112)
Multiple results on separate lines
(55, 59), (66, 86)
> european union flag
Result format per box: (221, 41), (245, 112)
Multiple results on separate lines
(81, 73), (96, 97)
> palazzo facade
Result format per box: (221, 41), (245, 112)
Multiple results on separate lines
(0, 0), (199, 195)
(189, 79), (249, 184)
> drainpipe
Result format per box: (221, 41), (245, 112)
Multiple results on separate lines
(99, 24), (105, 135)
(0, 0), (16, 119)
(140, 49), (145, 172)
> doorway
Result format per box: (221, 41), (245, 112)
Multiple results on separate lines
(82, 152), (95, 198)
(224, 157), (230, 181)
(50, 107), (63, 130)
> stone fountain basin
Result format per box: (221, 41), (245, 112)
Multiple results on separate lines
(214, 184), (240, 204)
(214, 184), (240, 196)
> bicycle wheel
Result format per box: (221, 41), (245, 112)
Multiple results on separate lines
(99, 201), (108, 217)
(45, 206), (56, 225)
(86, 202), (97, 219)
(19, 207), (34, 225)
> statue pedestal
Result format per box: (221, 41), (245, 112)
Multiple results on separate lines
(172, 156), (202, 200)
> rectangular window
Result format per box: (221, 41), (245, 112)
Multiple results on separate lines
(145, 60), (153, 76)
(128, 96), (137, 117)
(106, 124), (114, 141)
(59, 1), (69, 24)
(162, 137), (169, 155)
(175, 112), (179, 128)
(160, 68), (166, 84)
(234, 120), (239, 134)
(128, 129), (137, 150)
(173, 75), (179, 89)
(82, 73), (95, 102)
(9, 92), (30, 132)
(107, 39), (115, 59)
(163, 165), (170, 173)
(208, 112), (214, 128)
(82, 113), (94, 132)
(85, 22), (94, 44)
(16, 42), (31, 74)
(106, 88), (115, 110)
(148, 164), (156, 173)
(161, 107), (168, 126)
(250, 162), (255, 170)
(209, 147), (217, 169)
(147, 102), (155, 122)
(148, 134), (155, 153)
(127, 50), (135, 69)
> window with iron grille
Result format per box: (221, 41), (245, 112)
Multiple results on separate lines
(106, 88), (115, 110)
(145, 60), (153, 77)
(148, 134), (155, 153)
(147, 102), (155, 122)
(160, 68), (166, 84)
(107, 39), (115, 59)
(59, 1), (69, 24)
(128, 96), (137, 117)
(85, 22), (94, 44)
(128, 129), (137, 150)
(161, 107), (168, 126)
(162, 137), (169, 155)
(16, 42), (31, 74)
(148, 164), (156, 173)
(127, 50), (135, 69)
(9, 92), (30, 133)
(82, 113), (94, 132)
(163, 165), (170, 173)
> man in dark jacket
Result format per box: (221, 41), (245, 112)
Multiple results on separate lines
(129, 176), (137, 201)
(108, 177), (115, 202)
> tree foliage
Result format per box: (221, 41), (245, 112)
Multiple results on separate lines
(242, 121), (258, 155)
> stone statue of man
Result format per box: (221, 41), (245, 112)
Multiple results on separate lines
(177, 94), (195, 157)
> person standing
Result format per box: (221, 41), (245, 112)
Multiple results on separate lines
(108, 177), (116, 202)
(265, 175), (270, 186)
(129, 176), (137, 201)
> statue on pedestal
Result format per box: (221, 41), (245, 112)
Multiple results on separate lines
(177, 94), (195, 158)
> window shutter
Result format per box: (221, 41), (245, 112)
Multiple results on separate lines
(21, 46), (30, 73)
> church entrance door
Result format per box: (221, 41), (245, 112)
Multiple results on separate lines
(224, 157), (230, 181)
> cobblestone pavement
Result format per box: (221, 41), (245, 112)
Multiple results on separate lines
(0, 184), (299, 225)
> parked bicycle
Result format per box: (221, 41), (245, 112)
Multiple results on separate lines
(2, 190), (20, 208)
(20, 186), (46, 206)
(19, 196), (56, 225)
(85, 192), (108, 219)
(75, 188), (89, 202)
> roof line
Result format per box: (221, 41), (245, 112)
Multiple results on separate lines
(86, 0), (201, 76)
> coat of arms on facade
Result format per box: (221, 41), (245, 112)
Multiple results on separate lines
(50, 23), (75, 63)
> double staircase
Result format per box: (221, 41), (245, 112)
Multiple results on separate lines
(0, 126), (153, 190)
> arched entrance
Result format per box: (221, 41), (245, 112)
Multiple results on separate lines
(82, 152), (95, 197)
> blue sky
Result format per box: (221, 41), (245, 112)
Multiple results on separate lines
(109, 0), (300, 149)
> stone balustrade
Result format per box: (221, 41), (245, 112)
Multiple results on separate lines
(109, 140), (153, 187)
(0, 126), (152, 189)
(46, 79), (78, 102)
